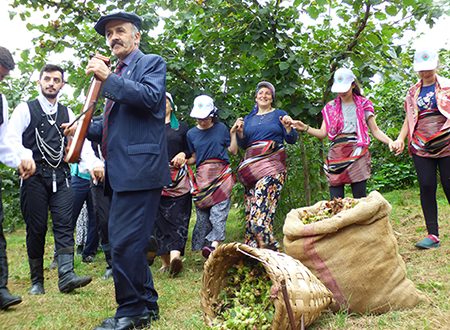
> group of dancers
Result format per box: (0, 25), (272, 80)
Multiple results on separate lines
(0, 10), (448, 330)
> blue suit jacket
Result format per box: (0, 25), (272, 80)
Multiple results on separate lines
(88, 50), (170, 192)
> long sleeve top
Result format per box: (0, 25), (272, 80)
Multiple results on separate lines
(7, 94), (99, 167)
(0, 94), (21, 168)
(238, 108), (298, 148)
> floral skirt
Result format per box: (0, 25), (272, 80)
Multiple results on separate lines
(244, 172), (286, 250)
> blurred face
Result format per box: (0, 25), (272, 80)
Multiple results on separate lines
(255, 87), (273, 108)
(38, 70), (64, 100)
(418, 69), (436, 82)
(0, 64), (10, 81)
(105, 20), (140, 60)
(337, 85), (353, 100)
(196, 117), (213, 129)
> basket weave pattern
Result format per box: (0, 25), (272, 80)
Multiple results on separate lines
(201, 242), (333, 329)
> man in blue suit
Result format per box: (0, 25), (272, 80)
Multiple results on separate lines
(83, 12), (170, 330)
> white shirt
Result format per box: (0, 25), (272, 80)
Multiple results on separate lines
(79, 140), (103, 173)
(0, 94), (21, 168)
(6, 94), (102, 170)
(341, 102), (374, 157)
(341, 103), (374, 134)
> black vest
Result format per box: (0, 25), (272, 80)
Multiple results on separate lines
(22, 99), (69, 167)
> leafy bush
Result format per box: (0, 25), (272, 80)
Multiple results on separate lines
(274, 137), (329, 236)
(369, 145), (417, 192)
(0, 164), (22, 232)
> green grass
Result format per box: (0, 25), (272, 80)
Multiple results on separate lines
(1, 188), (449, 329)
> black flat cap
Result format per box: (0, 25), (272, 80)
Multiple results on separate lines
(94, 12), (142, 36)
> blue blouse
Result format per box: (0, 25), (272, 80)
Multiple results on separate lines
(187, 122), (231, 167)
(238, 109), (298, 148)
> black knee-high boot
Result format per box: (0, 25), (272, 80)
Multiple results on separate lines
(57, 248), (92, 293)
(28, 258), (45, 295)
(0, 255), (22, 309)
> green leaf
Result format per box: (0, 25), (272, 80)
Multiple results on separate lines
(307, 6), (320, 19)
(385, 5), (398, 16)
(279, 62), (290, 71)
(366, 32), (381, 46)
(402, 0), (415, 6)
(374, 11), (387, 20)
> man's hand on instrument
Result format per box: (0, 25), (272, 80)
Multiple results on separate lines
(86, 57), (111, 81)
(61, 122), (77, 137)
(90, 165), (105, 184)
(18, 158), (36, 179)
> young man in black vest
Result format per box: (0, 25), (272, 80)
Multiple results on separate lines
(0, 46), (36, 310)
(7, 64), (93, 295)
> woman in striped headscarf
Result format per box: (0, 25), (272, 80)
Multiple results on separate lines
(291, 68), (394, 199)
(392, 48), (450, 250)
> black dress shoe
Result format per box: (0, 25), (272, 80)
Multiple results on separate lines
(0, 288), (22, 310)
(94, 314), (152, 330)
(29, 282), (45, 295)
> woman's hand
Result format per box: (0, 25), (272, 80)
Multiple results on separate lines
(229, 119), (243, 155)
(280, 115), (293, 128)
(290, 119), (307, 131)
(391, 139), (405, 156)
(171, 152), (187, 168)
(280, 115), (294, 133)
(230, 117), (244, 135)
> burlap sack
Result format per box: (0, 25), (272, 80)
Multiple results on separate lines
(283, 191), (423, 313)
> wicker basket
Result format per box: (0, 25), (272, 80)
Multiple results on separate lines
(201, 242), (333, 329)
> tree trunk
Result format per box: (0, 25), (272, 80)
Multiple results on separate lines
(299, 134), (311, 205)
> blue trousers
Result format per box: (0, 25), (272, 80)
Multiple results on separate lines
(71, 175), (97, 255)
(110, 188), (161, 317)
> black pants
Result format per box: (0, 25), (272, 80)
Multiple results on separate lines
(0, 179), (9, 288)
(412, 155), (450, 237)
(329, 180), (367, 200)
(91, 183), (111, 248)
(21, 174), (74, 259)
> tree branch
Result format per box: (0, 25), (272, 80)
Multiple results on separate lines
(322, 1), (372, 105)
